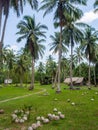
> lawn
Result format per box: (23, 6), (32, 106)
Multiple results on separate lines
(0, 84), (98, 130)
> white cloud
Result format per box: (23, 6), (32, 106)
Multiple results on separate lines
(10, 44), (18, 51)
(39, 0), (43, 2)
(77, 10), (98, 23)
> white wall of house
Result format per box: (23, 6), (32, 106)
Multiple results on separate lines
(4, 79), (12, 84)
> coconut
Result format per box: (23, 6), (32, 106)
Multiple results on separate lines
(28, 126), (33, 130)
(53, 108), (58, 112)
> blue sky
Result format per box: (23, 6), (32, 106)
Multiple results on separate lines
(1, 0), (98, 63)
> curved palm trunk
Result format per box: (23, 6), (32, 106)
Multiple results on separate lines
(70, 33), (74, 89)
(0, 14), (8, 73)
(29, 57), (35, 90)
(0, 14), (8, 52)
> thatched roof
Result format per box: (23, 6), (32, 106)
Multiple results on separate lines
(64, 77), (84, 84)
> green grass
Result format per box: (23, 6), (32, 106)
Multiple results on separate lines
(0, 84), (98, 130)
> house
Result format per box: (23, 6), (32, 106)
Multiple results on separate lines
(64, 77), (84, 86)
(4, 79), (12, 84)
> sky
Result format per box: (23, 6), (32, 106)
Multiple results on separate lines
(1, 0), (98, 64)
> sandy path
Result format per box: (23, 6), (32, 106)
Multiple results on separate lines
(0, 89), (46, 103)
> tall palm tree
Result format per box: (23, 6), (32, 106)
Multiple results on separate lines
(63, 21), (84, 89)
(81, 26), (98, 88)
(91, 50), (98, 87)
(40, 0), (87, 92)
(0, 0), (38, 69)
(49, 32), (68, 90)
(16, 15), (47, 90)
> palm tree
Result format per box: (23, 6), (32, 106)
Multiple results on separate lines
(74, 46), (84, 76)
(94, 0), (98, 12)
(92, 51), (98, 87)
(50, 32), (68, 54)
(2, 46), (15, 82)
(40, 0), (87, 92)
(46, 55), (57, 87)
(15, 54), (27, 87)
(81, 26), (98, 88)
(14, 48), (32, 87)
(61, 56), (69, 81)
(0, 0), (38, 69)
(37, 62), (45, 84)
(16, 15), (47, 90)
(49, 32), (68, 90)
(49, 31), (69, 72)
(63, 20), (84, 89)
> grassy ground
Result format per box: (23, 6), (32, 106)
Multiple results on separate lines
(0, 83), (98, 130)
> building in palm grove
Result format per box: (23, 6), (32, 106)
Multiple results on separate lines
(4, 79), (12, 84)
(64, 77), (84, 86)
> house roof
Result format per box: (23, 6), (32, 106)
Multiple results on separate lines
(64, 77), (84, 84)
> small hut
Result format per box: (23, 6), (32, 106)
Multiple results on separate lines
(4, 79), (12, 84)
(64, 77), (84, 86)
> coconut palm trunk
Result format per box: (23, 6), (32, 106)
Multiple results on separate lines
(57, 27), (62, 93)
(20, 78), (23, 87)
(56, 0), (63, 93)
(79, 58), (81, 77)
(0, 14), (8, 75)
(29, 57), (35, 90)
(88, 58), (91, 88)
(93, 63), (96, 87)
(52, 69), (58, 89)
(70, 32), (74, 89)
(0, 43), (2, 72)
(0, 14), (8, 53)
